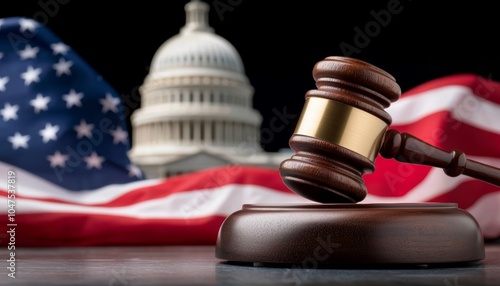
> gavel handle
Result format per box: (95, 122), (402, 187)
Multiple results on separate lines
(379, 129), (500, 187)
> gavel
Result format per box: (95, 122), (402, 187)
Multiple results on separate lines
(279, 56), (500, 204)
(217, 56), (488, 266)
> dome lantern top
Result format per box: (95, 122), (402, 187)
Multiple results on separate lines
(180, 0), (214, 34)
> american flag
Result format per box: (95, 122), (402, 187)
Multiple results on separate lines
(0, 17), (498, 247)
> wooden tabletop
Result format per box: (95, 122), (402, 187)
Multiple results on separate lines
(2, 242), (500, 285)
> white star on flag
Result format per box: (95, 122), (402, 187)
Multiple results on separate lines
(8, 132), (30, 149)
(18, 18), (37, 33)
(30, 94), (51, 113)
(47, 151), (69, 168)
(74, 119), (94, 139)
(127, 164), (143, 178)
(0, 103), (18, 121)
(21, 65), (42, 85)
(50, 42), (70, 55)
(18, 44), (39, 60)
(110, 126), (128, 144)
(84, 151), (105, 169)
(100, 93), (120, 113)
(53, 58), (73, 76)
(39, 123), (59, 143)
(63, 89), (84, 108)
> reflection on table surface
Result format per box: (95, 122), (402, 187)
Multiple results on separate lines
(2, 242), (499, 286)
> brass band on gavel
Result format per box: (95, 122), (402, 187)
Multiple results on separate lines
(294, 97), (388, 162)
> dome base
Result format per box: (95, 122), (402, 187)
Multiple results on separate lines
(215, 203), (485, 267)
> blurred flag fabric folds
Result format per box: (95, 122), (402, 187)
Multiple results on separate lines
(0, 17), (498, 247)
(363, 73), (500, 240)
(0, 16), (307, 247)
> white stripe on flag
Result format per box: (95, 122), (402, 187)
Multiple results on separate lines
(0, 161), (163, 203)
(388, 86), (500, 134)
(2, 184), (310, 219)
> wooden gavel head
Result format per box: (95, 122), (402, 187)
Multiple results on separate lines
(280, 56), (500, 203)
(279, 56), (400, 203)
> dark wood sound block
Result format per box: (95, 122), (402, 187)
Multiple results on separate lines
(215, 203), (485, 267)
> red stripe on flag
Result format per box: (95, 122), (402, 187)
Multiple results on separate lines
(427, 181), (500, 210)
(364, 157), (432, 197)
(0, 213), (226, 247)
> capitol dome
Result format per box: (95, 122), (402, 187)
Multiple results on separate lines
(145, 22), (249, 85)
(129, 0), (280, 179)
(150, 23), (245, 75)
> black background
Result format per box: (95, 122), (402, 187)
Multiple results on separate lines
(2, 0), (500, 152)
